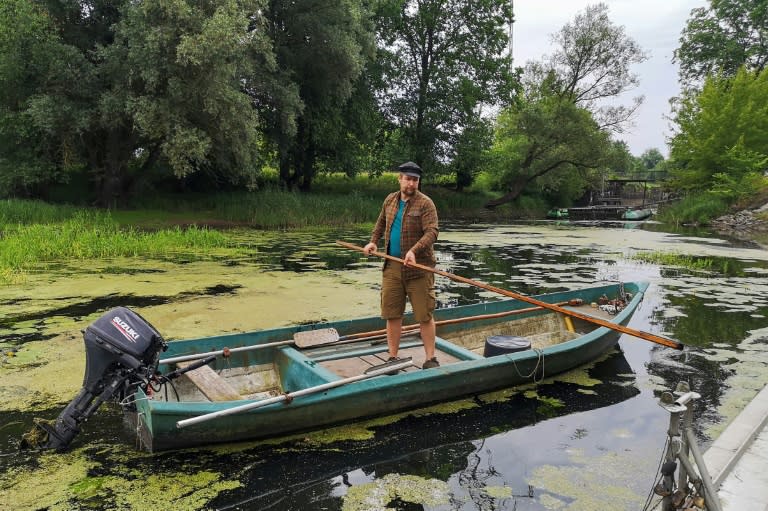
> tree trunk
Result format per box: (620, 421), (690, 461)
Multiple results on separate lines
(485, 178), (530, 209)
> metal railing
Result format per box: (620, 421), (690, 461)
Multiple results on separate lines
(652, 382), (723, 511)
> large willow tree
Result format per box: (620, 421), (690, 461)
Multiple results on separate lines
(484, 3), (646, 207)
(0, 0), (283, 205)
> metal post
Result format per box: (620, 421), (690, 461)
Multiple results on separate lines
(684, 428), (723, 511)
(678, 400), (693, 492)
(662, 409), (682, 511)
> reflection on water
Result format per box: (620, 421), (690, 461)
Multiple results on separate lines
(2, 222), (767, 510)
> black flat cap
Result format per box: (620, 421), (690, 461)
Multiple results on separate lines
(398, 161), (421, 178)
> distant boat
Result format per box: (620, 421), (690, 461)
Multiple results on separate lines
(546, 208), (569, 219)
(621, 207), (653, 221)
(567, 205), (653, 221)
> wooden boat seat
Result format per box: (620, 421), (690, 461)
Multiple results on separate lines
(176, 361), (241, 401)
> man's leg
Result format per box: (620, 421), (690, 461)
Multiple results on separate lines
(386, 318), (402, 358)
(420, 317), (436, 359)
(406, 273), (437, 364)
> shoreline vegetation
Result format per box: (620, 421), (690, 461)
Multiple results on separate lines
(0, 173), (507, 285)
(2, 172), (767, 286)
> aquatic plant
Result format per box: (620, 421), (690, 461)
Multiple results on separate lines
(631, 251), (716, 272)
(0, 211), (230, 284)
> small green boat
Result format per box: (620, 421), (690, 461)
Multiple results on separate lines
(621, 207), (653, 221)
(123, 281), (648, 451)
(546, 208), (569, 219)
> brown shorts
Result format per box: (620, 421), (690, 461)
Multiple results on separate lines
(381, 261), (436, 322)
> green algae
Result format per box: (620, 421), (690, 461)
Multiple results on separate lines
(484, 485), (514, 498)
(0, 444), (241, 511)
(0, 450), (96, 511)
(71, 476), (107, 499)
(342, 473), (451, 511)
(100, 471), (240, 510)
(529, 449), (655, 510)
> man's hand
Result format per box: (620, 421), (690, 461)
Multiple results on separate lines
(363, 242), (377, 255)
(403, 250), (416, 266)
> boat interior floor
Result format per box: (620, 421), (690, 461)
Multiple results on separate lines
(318, 344), (464, 377)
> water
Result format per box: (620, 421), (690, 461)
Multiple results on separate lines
(1, 221), (767, 510)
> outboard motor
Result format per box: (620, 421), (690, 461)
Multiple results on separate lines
(22, 307), (167, 451)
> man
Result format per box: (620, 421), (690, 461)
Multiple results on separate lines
(363, 161), (440, 369)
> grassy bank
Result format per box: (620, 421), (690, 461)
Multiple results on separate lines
(0, 174), (510, 285)
(0, 204), (230, 284)
(122, 173), (504, 228)
(655, 193), (729, 225)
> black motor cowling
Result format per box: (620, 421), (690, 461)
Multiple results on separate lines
(21, 307), (166, 451)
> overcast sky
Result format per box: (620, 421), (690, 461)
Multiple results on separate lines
(512, 1), (706, 157)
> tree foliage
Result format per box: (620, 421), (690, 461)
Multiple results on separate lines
(675, 0), (768, 87)
(531, 2), (647, 132)
(485, 79), (610, 208)
(485, 4), (643, 207)
(265, 0), (374, 190)
(0, 0), (278, 204)
(375, 0), (516, 175)
(669, 67), (768, 198)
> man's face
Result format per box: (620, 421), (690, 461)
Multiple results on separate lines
(398, 173), (419, 197)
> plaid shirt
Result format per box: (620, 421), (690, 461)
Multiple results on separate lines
(370, 190), (439, 280)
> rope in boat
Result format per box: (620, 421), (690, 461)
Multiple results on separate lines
(509, 347), (546, 382)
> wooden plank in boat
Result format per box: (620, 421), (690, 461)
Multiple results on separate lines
(176, 361), (241, 402)
(319, 345), (463, 377)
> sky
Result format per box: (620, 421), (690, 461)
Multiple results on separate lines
(512, 0), (706, 157)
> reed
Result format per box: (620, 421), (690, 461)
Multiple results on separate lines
(213, 189), (382, 228)
(0, 210), (230, 285)
(631, 251), (715, 271)
(0, 198), (81, 224)
(656, 193), (728, 225)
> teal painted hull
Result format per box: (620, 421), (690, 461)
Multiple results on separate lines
(621, 208), (653, 221)
(546, 208), (569, 219)
(129, 282), (649, 451)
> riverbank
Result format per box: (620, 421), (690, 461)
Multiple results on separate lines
(711, 202), (768, 248)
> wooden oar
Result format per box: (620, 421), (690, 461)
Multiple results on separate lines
(176, 359), (414, 428)
(336, 240), (685, 351)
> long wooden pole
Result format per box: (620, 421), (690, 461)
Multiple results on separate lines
(336, 240), (684, 351)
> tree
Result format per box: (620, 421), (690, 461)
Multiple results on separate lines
(484, 3), (645, 207)
(452, 115), (493, 191)
(484, 80), (611, 208)
(527, 3), (647, 133)
(675, 0), (768, 87)
(0, 0), (76, 197)
(639, 148), (665, 171)
(375, 0), (516, 177)
(668, 67), (768, 198)
(0, 0), (278, 205)
(264, 0), (374, 191)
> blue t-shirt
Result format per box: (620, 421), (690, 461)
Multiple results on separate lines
(388, 199), (407, 257)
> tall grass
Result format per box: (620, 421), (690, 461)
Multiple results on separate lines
(656, 193), (729, 225)
(213, 188), (382, 228)
(0, 209), (229, 285)
(0, 199), (81, 225)
(631, 251), (715, 272)
(123, 172), (499, 228)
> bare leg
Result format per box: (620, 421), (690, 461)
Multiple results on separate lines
(386, 318), (402, 358)
(420, 317), (436, 359)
